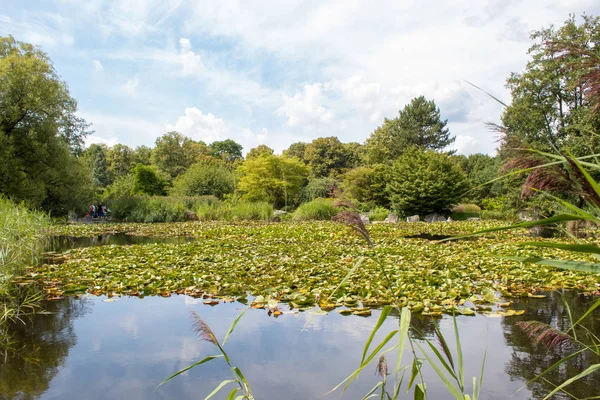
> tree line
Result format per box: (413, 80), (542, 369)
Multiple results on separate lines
(1, 14), (599, 218)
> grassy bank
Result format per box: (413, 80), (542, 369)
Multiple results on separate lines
(0, 197), (49, 326)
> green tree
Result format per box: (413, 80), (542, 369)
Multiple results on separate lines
(106, 144), (135, 182)
(151, 132), (209, 180)
(341, 167), (376, 204)
(102, 174), (135, 199)
(85, 144), (110, 188)
(172, 163), (236, 199)
(133, 145), (152, 166)
(366, 96), (454, 163)
(283, 142), (308, 161)
(132, 164), (167, 196)
(237, 154), (309, 208)
(0, 36), (91, 213)
(302, 177), (339, 201)
(304, 136), (351, 177)
(501, 15), (600, 153)
(246, 144), (274, 160)
(210, 139), (243, 162)
(386, 148), (467, 216)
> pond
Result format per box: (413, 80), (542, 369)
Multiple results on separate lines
(45, 234), (196, 253)
(1, 292), (598, 399)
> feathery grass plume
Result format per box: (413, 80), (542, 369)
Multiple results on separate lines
(516, 321), (575, 350)
(376, 355), (388, 378)
(332, 210), (373, 246)
(190, 309), (218, 345)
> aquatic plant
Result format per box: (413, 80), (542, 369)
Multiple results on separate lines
(158, 308), (254, 399)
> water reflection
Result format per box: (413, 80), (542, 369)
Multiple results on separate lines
(0, 293), (598, 399)
(502, 291), (600, 400)
(45, 234), (195, 253)
(0, 297), (90, 399)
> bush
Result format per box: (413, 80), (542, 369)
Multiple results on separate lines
(172, 163), (236, 199)
(386, 148), (468, 217)
(369, 207), (390, 221)
(132, 164), (168, 196)
(292, 198), (338, 221)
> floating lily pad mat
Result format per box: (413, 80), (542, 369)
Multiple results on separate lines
(22, 221), (600, 315)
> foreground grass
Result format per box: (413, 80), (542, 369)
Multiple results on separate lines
(23, 221), (600, 316)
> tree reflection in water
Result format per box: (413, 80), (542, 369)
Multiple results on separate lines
(502, 291), (600, 400)
(0, 297), (90, 399)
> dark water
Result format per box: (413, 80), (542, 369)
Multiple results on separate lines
(45, 234), (195, 253)
(1, 293), (598, 400)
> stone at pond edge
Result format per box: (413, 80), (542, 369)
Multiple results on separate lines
(466, 217), (480, 221)
(384, 212), (399, 223)
(273, 210), (288, 217)
(424, 213), (446, 223)
(359, 213), (370, 225)
(406, 215), (420, 222)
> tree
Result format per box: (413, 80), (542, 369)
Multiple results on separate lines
(132, 164), (167, 196)
(0, 36), (91, 213)
(133, 145), (152, 166)
(501, 15), (600, 153)
(85, 144), (110, 188)
(210, 139), (243, 162)
(366, 96), (454, 163)
(172, 163), (236, 198)
(302, 177), (339, 201)
(151, 132), (209, 180)
(106, 144), (135, 182)
(283, 142), (308, 161)
(304, 136), (352, 177)
(237, 154), (309, 208)
(386, 148), (467, 216)
(246, 145), (274, 160)
(341, 167), (375, 204)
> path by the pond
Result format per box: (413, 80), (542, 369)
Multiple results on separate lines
(1, 292), (598, 399)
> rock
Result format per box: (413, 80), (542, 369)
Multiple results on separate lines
(272, 216), (281, 223)
(384, 212), (399, 223)
(184, 210), (198, 221)
(359, 213), (371, 225)
(466, 217), (481, 221)
(518, 210), (539, 221)
(406, 215), (420, 222)
(273, 210), (288, 217)
(446, 217), (453, 222)
(424, 213), (446, 223)
(529, 225), (554, 238)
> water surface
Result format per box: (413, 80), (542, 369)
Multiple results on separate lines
(2, 292), (598, 399)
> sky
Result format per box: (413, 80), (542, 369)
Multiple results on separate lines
(2, 1), (599, 156)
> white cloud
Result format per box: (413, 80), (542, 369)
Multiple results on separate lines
(84, 135), (119, 148)
(167, 107), (269, 153)
(276, 83), (333, 128)
(79, 111), (164, 148)
(120, 77), (139, 97)
(92, 60), (104, 72)
(178, 37), (204, 75)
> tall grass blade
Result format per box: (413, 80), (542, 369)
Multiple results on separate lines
(520, 242), (600, 254)
(223, 307), (248, 346)
(542, 364), (600, 400)
(407, 358), (424, 392)
(156, 355), (223, 388)
(226, 388), (240, 400)
(395, 307), (411, 380)
(361, 382), (383, 400)
(572, 299), (600, 329)
(362, 305), (393, 364)
(327, 257), (364, 302)
(205, 380), (235, 400)
(416, 342), (463, 399)
(513, 349), (585, 395)
(232, 367), (254, 398)
(452, 315), (464, 391)
(414, 383), (426, 400)
(441, 214), (584, 241)
(503, 256), (600, 273)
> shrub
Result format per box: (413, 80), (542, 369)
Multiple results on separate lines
(132, 164), (168, 196)
(386, 148), (468, 217)
(172, 163), (236, 199)
(369, 207), (390, 221)
(106, 195), (220, 222)
(292, 198), (337, 221)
